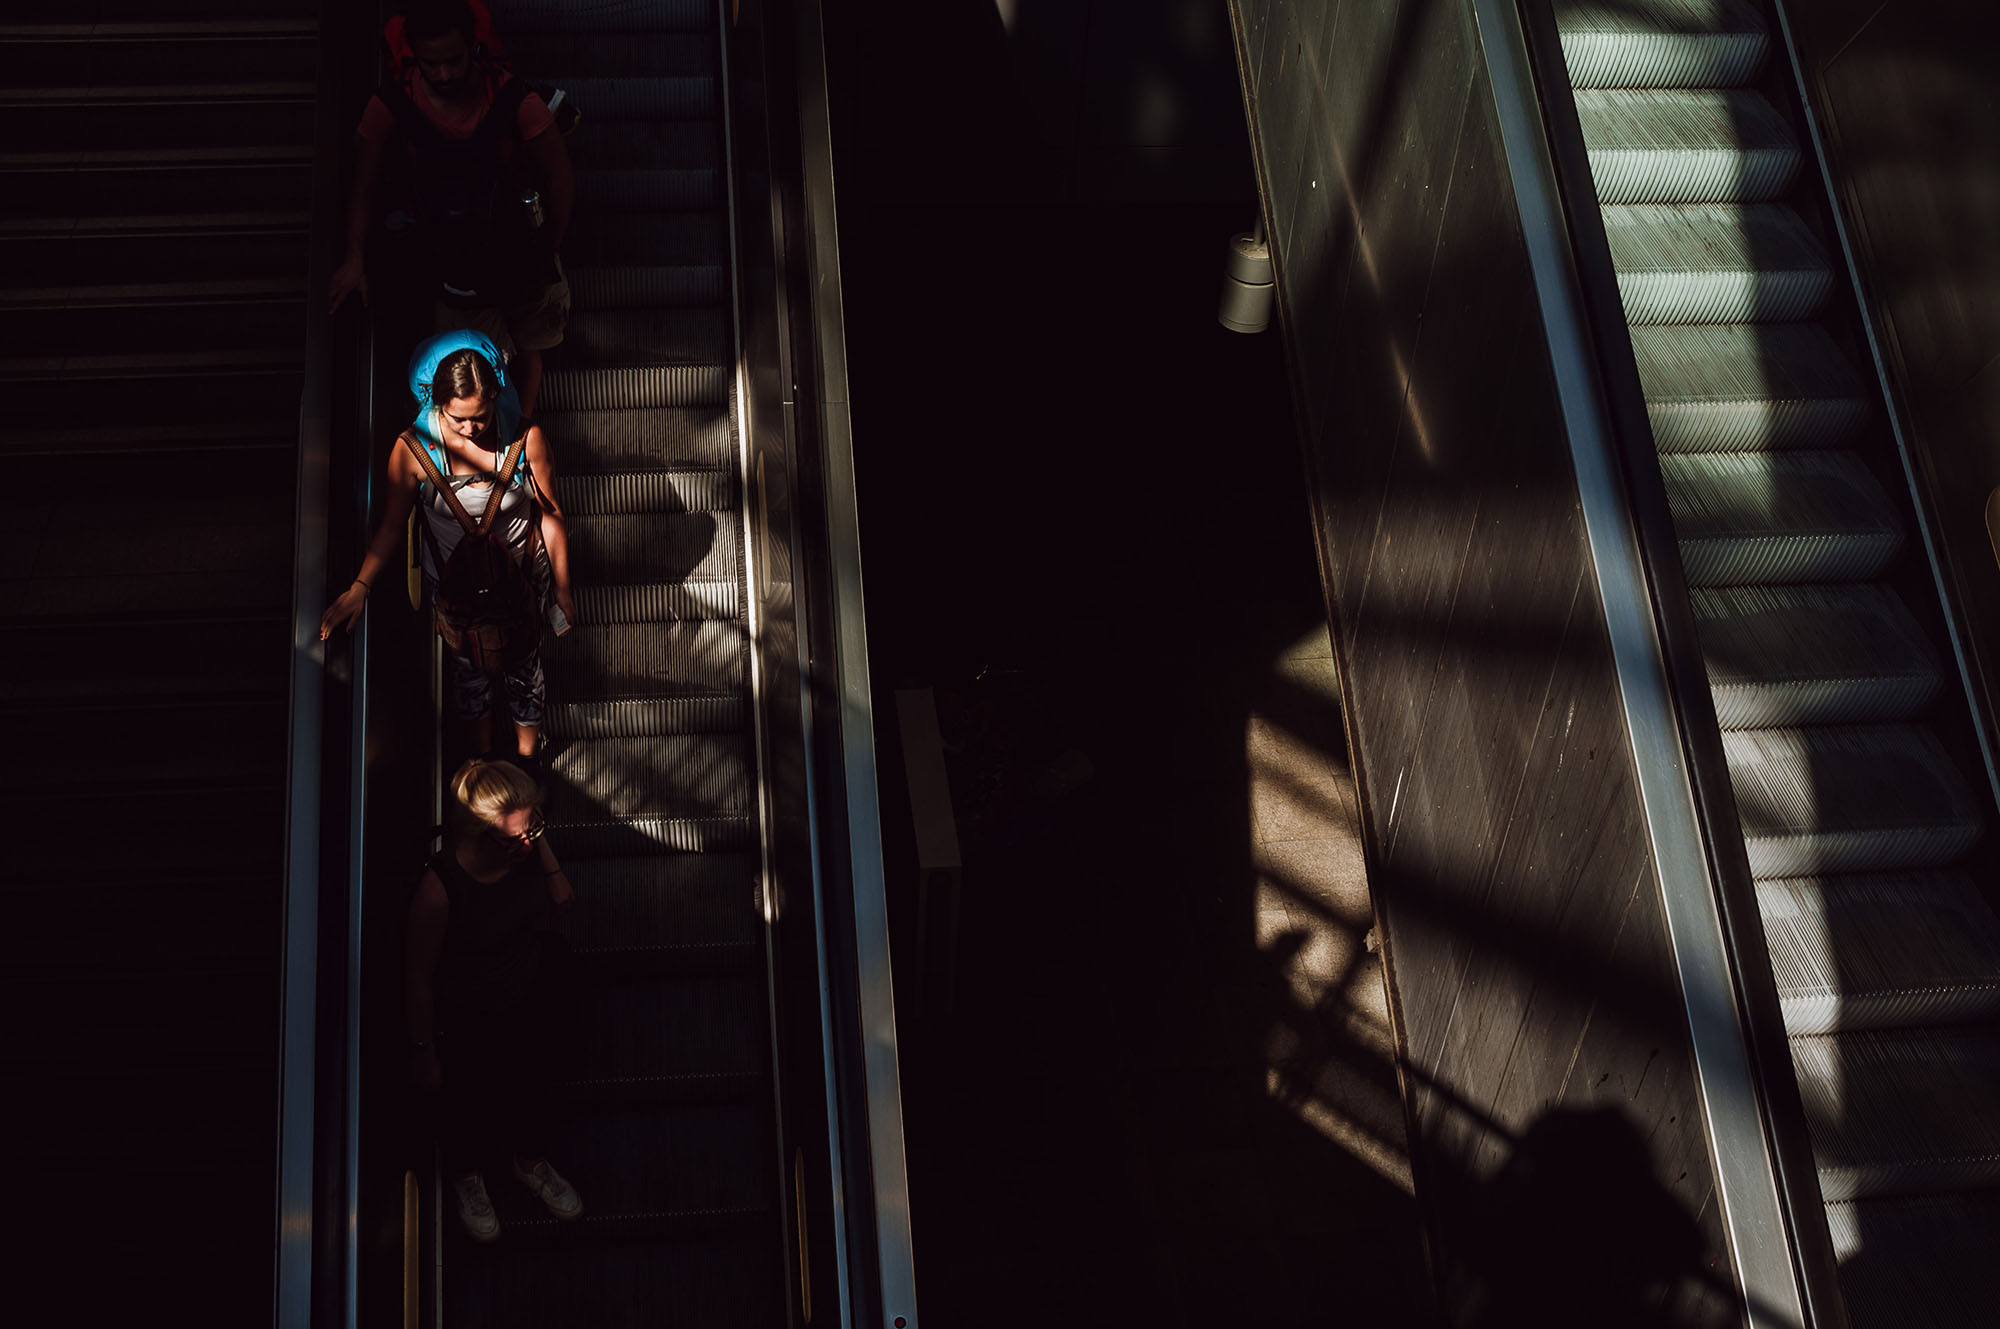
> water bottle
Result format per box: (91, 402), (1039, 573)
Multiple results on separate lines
(521, 188), (545, 232)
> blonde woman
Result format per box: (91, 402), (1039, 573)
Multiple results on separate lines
(407, 757), (581, 1241)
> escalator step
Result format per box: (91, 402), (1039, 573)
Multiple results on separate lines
(3, 294), (303, 358)
(539, 406), (732, 470)
(563, 122), (719, 171)
(465, 1103), (772, 1241)
(1603, 203), (1831, 323)
(548, 732), (754, 821)
(447, 1238), (778, 1329)
(1, 519), (294, 614)
(0, 611), (288, 701)
(1759, 874), (2000, 1034)
(0, 219), (308, 287)
(1632, 323), (1869, 452)
(1826, 1193), (2000, 1329)
(500, 0), (713, 35)
(488, 32), (715, 81)
(0, 95), (315, 151)
(563, 974), (768, 1082)
(542, 363), (727, 412)
(1661, 451), (1902, 585)
(12, 968), (278, 1073)
(563, 306), (729, 367)
(545, 617), (747, 697)
(0, 147), (312, 217)
(1722, 726), (1983, 877)
(0, 23), (317, 88)
(1692, 584), (1941, 728)
(1554, 0), (1766, 90)
(1791, 1027), (2000, 1201)
(15, 779), (283, 881)
(562, 468), (734, 517)
(10, 872), (275, 981)
(3, 419), (292, 458)
(539, 76), (715, 121)
(554, 815), (755, 858)
(545, 694), (746, 740)
(570, 579), (739, 624)
(568, 509), (739, 585)
(558, 852), (757, 955)
(575, 165), (720, 213)
(1574, 88), (1799, 204)
(566, 263), (726, 310)
(563, 211), (725, 266)
(3, 696), (287, 791)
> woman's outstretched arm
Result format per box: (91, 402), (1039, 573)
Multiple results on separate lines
(321, 439), (422, 640)
(525, 424), (575, 633)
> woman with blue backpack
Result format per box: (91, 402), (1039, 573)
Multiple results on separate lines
(321, 329), (574, 771)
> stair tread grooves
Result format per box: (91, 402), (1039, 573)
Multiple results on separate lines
(1695, 584), (1941, 725)
(1825, 1192), (2000, 1326)
(1661, 452), (1900, 539)
(1792, 1029), (2000, 1188)
(1761, 873), (2000, 1027)
(1574, 88), (1795, 151)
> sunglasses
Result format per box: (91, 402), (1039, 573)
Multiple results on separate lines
(489, 814), (547, 847)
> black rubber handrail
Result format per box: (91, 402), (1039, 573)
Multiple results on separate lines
(1508, 3), (1851, 1326)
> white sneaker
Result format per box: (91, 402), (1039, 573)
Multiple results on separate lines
(512, 1158), (583, 1220)
(453, 1172), (501, 1243)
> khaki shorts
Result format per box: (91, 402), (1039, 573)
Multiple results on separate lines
(435, 257), (570, 360)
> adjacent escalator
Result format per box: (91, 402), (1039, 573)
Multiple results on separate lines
(0, 7), (320, 1320)
(1549, 1), (2000, 1318)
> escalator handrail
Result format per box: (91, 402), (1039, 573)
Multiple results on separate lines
(777, 2), (923, 1323)
(1481, 1), (1834, 1325)
(274, 1), (352, 1322)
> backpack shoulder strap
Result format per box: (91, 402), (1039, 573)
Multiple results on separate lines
(477, 434), (530, 538)
(400, 430), (480, 537)
(376, 77), (444, 145)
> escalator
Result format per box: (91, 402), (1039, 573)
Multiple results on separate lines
(1541, 2), (2000, 1318)
(425, 1), (784, 1321)
(0, 4), (323, 1320)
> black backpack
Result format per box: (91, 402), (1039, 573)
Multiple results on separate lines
(377, 70), (535, 304)
(402, 430), (542, 673)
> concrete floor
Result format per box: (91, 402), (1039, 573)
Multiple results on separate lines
(843, 201), (1437, 1327)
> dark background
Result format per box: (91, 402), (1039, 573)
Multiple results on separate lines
(819, 2), (1433, 1324)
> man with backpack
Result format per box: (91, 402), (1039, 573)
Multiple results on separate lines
(328, 0), (573, 417)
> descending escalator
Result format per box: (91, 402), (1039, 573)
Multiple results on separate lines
(1549, 1), (2000, 1318)
(0, 6), (320, 1320)
(416, 2), (786, 1321)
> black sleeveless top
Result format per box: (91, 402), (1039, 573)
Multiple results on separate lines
(430, 846), (546, 1013)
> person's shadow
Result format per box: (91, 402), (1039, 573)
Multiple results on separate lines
(1457, 1105), (1707, 1328)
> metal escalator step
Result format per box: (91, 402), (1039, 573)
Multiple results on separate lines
(537, 76), (715, 121)
(1722, 726), (1983, 877)
(0, 276), (296, 308)
(2, 519), (294, 614)
(15, 778), (282, 881)
(468, 1103), (772, 1241)
(570, 579), (739, 625)
(562, 468), (733, 517)
(568, 509), (739, 585)
(563, 307), (728, 367)
(1632, 323), (1869, 452)
(1791, 1027), (2000, 1201)
(547, 732), (754, 821)
(542, 364), (727, 412)
(553, 815), (755, 858)
(1555, 0), (1766, 89)
(487, 33), (715, 81)
(0, 224), (307, 288)
(575, 165), (719, 213)
(500, 0), (713, 34)
(1574, 88), (1799, 204)
(1760, 874), (2000, 1034)
(28, 1060), (273, 1162)
(1825, 1193), (2000, 1329)
(546, 618), (746, 698)
(0, 24), (316, 87)
(3, 296), (303, 358)
(545, 694), (746, 741)
(563, 212), (724, 266)
(0, 79), (314, 105)
(4, 696), (287, 792)
(567, 264), (725, 309)
(2, 420), (291, 457)
(9, 872), (274, 981)
(1692, 584), (1941, 727)
(563, 974), (766, 1083)
(538, 406), (732, 470)
(1603, 204), (1831, 323)
(1661, 452), (1902, 585)
(0, 611), (288, 702)
(0, 97), (315, 151)
(12, 969), (278, 1073)
(562, 123), (719, 171)
(0, 150), (311, 217)
(558, 852), (756, 953)
(447, 1238), (778, 1327)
